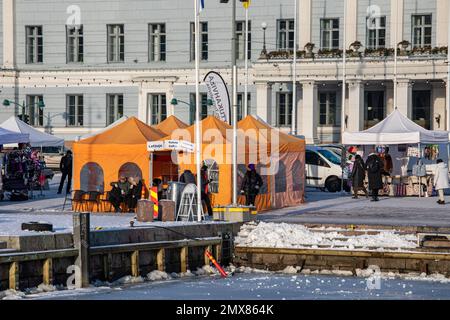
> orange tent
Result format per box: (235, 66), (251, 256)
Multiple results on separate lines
(163, 115), (305, 211)
(154, 115), (189, 136)
(73, 117), (177, 201)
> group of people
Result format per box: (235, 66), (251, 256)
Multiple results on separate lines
(351, 147), (449, 204)
(179, 163), (263, 216)
(108, 175), (143, 212)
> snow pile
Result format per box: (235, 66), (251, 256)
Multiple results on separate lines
(114, 276), (145, 285)
(235, 222), (417, 250)
(194, 265), (219, 276)
(279, 266), (302, 274)
(147, 270), (171, 281)
(0, 289), (26, 300)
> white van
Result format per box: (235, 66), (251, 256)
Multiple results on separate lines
(305, 146), (350, 192)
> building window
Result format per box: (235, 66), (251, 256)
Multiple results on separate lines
(149, 24), (166, 62)
(412, 90), (431, 129)
(236, 21), (251, 60)
(277, 19), (294, 50)
(237, 93), (251, 121)
(366, 16), (386, 49)
(106, 94), (124, 125)
(319, 92), (338, 126)
(277, 92), (292, 127)
(364, 91), (385, 129)
(66, 25), (84, 63)
(148, 94), (167, 125)
(412, 15), (432, 48)
(107, 24), (124, 63)
(190, 93), (210, 122)
(26, 26), (43, 64)
(66, 95), (84, 127)
(190, 22), (208, 61)
(25, 95), (44, 126)
(320, 19), (339, 50)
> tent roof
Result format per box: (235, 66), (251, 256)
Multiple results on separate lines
(79, 116), (129, 140)
(238, 115), (305, 151)
(154, 115), (188, 135)
(78, 117), (165, 145)
(0, 126), (30, 145)
(342, 109), (449, 145)
(161, 116), (232, 144)
(0, 116), (64, 147)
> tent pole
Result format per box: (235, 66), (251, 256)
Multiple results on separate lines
(149, 152), (154, 193)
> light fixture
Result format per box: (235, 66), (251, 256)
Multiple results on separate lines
(2, 99), (10, 106)
(434, 113), (441, 128)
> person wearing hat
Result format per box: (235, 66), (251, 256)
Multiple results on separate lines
(57, 150), (73, 194)
(240, 164), (263, 206)
(200, 165), (213, 216)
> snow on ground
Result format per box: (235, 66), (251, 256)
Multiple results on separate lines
(235, 222), (418, 250)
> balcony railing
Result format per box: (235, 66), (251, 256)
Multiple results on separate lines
(260, 46), (448, 61)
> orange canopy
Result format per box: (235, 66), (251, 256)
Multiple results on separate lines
(73, 117), (177, 204)
(163, 115), (306, 211)
(154, 115), (189, 136)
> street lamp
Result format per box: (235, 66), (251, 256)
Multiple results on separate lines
(170, 97), (213, 124)
(44, 112), (67, 134)
(261, 22), (268, 57)
(3, 99), (45, 123)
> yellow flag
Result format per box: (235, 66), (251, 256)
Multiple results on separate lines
(242, 0), (251, 9)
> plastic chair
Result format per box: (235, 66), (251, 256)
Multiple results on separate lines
(71, 190), (86, 212)
(84, 191), (102, 212)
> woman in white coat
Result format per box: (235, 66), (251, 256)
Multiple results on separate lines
(434, 159), (450, 205)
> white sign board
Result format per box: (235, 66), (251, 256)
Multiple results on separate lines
(147, 140), (195, 153)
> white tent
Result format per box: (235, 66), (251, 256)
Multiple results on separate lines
(0, 127), (29, 145)
(342, 109), (449, 145)
(0, 116), (64, 147)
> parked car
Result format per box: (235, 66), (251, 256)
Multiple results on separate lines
(34, 146), (66, 170)
(305, 146), (350, 192)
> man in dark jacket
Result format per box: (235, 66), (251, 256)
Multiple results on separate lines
(108, 175), (130, 212)
(200, 165), (213, 216)
(365, 151), (383, 201)
(240, 164), (263, 206)
(126, 176), (143, 212)
(179, 169), (196, 184)
(351, 154), (368, 199)
(58, 150), (73, 194)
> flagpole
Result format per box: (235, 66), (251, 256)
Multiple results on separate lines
(291, 0), (297, 135)
(394, 0), (398, 109)
(194, 0), (202, 221)
(232, 0), (238, 205)
(341, 0), (347, 138)
(244, 5), (249, 118)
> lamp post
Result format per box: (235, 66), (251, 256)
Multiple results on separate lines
(44, 112), (67, 134)
(3, 99), (45, 124)
(261, 22), (268, 57)
(170, 98), (213, 125)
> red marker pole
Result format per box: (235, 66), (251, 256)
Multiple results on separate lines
(205, 250), (228, 278)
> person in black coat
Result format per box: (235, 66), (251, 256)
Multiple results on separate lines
(365, 152), (383, 201)
(179, 169), (196, 184)
(58, 150), (73, 194)
(351, 154), (368, 199)
(200, 165), (213, 216)
(127, 176), (143, 212)
(240, 164), (263, 206)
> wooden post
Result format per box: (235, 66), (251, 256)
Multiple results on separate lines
(42, 258), (53, 285)
(204, 246), (212, 266)
(157, 249), (165, 271)
(103, 253), (112, 282)
(131, 250), (140, 277)
(73, 212), (90, 288)
(180, 247), (188, 273)
(215, 244), (222, 264)
(9, 262), (19, 290)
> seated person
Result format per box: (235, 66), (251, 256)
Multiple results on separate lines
(108, 175), (130, 212)
(127, 176), (143, 212)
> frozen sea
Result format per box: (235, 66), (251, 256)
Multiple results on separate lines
(16, 273), (450, 300)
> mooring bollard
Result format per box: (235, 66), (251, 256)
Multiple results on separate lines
(73, 212), (90, 288)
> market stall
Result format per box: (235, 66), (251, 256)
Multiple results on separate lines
(163, 115), (305, 211)
(0, 116), (64, 147)
(342, 109), (449, 196)
(154, 115), (188, 136)
(73, 117), (177, 205)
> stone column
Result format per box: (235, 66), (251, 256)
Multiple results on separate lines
(2, 0), (15, 69)
(256, 82), (272, 123)
(347, 81), (365, 132)
(300, 81), (318, 144)
(396, 80), (412, 118)
(345, 0), (358, 48)
(436, 0), (449, 47)
(299, 0), (312, 48)
(390, 0), (404, 47)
